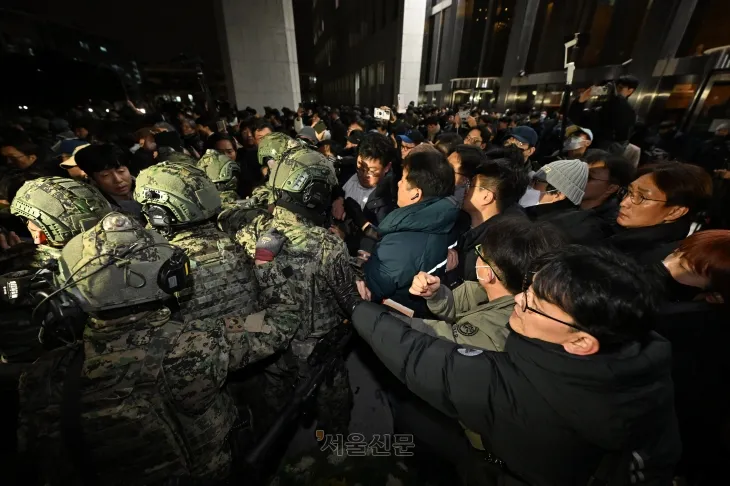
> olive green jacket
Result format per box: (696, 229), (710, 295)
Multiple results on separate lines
(413, 281), (513, 352)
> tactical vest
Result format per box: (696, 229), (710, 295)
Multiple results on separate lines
(246, 207), (344, 360)
(171, 222), (259, 323)
(17, 307), (238, 485)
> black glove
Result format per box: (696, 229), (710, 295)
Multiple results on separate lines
(329, 258), (363, 316)
(343, 197), (367, 229)
(254, 228), (286, 263)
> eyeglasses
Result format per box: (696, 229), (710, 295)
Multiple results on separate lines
(520, 272), (583, 331)
(618, 187), (667, 205)
(357, 165), (381, 176)
(474, 244), (502, 281)
(465, 136), (483, 144)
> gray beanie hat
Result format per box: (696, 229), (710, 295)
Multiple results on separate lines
(535, 159), (588, 205)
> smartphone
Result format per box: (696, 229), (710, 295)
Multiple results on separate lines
(374, 108), (391, 121)
(216, 120), (226, 133)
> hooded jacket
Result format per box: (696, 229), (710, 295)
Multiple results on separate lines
(364, 197), (460, 318)
(352, 301), (681, 486)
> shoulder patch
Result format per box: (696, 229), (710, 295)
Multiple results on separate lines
(457, 347), (484, 357)
(456, 323), (478, 337)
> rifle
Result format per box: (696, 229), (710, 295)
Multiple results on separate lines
(244, 322), (353, 468)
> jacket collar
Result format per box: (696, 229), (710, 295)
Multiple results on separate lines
(525, 198), (577, 218)
(609, 219), (690, 249)
(460, 294), (514, 318)
(378, 196), (460, 235)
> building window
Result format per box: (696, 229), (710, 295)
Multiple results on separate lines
(378, 61), (385, 85)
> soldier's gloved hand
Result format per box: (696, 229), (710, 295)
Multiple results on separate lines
(254, 228), (286, 264)
(329, 259), (363, 316)
(343, 197), (367, 230)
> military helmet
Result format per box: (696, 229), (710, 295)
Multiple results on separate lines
(197, 149), (239, 185)
(58, 213), (190, 313)
(134, 161), (221, 228)
(257, 132), (305, 167)
(270, 148), (339, 191)
(10, 177), (112, 246)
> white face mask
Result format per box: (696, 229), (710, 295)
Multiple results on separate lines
(476, 265), (492, 281)
(563, 136), (585, 151)
(519, 187), (542, 208)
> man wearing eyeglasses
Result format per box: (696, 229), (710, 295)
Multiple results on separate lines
(349, 245), (681, 485)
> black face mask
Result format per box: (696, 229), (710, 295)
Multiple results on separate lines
(655, 262), (703, 303)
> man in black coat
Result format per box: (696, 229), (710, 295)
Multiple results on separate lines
(350, 246), (681, 486)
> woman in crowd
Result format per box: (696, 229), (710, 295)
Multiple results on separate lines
(655, 230), (730, 484)
(609, 161), (713, 264)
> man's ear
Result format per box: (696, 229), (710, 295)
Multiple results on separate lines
(383, 163), (392, 174)
(526, 147), (536, 158)
(664, 205), (689, 222)
(563, 333), (599, 356)
(483, 189), (496, 206)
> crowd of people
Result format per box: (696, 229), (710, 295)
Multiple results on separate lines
(0, 73), (729, 486)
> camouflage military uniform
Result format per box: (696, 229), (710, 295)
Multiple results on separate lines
(134, 162), (263, 324)
(1, 177), (111, 364)
(169, 221), (259, 323)
(236, 204), (353, 438)
(17, 306), (283, 485)
(16, 213), (302, 485)
(197, 149), (241, 205)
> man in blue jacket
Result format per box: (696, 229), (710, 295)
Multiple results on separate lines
(363, 150), (459, 317)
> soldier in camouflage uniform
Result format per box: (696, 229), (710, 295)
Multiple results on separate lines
(1, 177), (111, 365)
(217, 134), (336, 237)
(234, 148), (356, 442)
(8, 176), (112, 271)
(134, 161), (260, 324)
(197, 148), (241, 205)
(16, 212), (302, 486)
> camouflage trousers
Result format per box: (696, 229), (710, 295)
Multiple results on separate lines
(229, 353), (352, 442)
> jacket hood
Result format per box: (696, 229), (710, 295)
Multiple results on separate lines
(378, 196), (460, 235)
(505, 329), (674, 450)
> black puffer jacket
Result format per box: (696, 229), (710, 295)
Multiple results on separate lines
(607, 219), (691, 265)
(526, 199), (610, 244)
(352, 301), (681, 486)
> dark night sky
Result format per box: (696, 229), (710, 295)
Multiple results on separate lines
(4, 0), (222, 70)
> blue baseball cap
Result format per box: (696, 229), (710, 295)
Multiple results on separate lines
(509, 126), (538, 147)
(398, 130), (425, 145)
(56, 139), (89, 156)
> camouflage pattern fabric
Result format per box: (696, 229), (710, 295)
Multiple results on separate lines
(218, 189), (240, 206)
(257, 132), (306, 167)
(10, 177), (112, 246)
(162, 151), (199, 166)
(57, 213), (180, 312)
(234, 205), (354, 438)
(0, 242), (61, 274)
(169, 221), (259, 323)
(17, 301), (302, 486)
(217, 201), (272, 240)
(197, 149), (240, 200)
(134, 161), (221, 225)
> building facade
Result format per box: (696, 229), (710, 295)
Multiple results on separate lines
(420, 0), (730, 133)
(308, 0), (427, 108)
